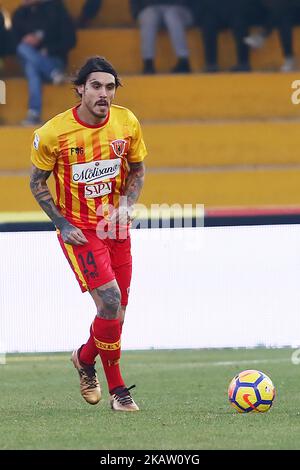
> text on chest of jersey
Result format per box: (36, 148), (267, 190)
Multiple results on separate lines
(72, 158), (122, 184)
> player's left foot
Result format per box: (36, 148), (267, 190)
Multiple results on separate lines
(110, 385), (139, 412)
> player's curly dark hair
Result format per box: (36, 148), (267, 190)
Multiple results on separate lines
(72, 56), (122, 97)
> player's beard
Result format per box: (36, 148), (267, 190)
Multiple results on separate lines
(91, 102), (109, 120)
(82, 103), (106, 122)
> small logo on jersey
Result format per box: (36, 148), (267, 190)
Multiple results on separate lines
(72, 158), (121, 183)
(110, 139), (127, 157)
(33, 133), (40, 150)
(85, 181), (112, 199)
(70, 147), (84, 155)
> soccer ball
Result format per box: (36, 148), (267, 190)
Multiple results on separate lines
(228, 369), (275, 413)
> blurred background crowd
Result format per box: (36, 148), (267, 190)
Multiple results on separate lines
(0, 0), (300, 124)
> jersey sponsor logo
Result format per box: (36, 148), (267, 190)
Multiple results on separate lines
(84, 181), (112, 199)
(72, 158), (121, 184)
(33, 133), (40, 150)
(110, 139), (127, 157)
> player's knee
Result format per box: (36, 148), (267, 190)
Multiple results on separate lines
(97, 286), (121, 319)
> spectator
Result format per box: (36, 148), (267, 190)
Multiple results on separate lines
(12, 0), (76, 126)
(0, 11), (7, 66)
(130, 0), (194, 74)
(193, 0), (260, 72)
(0, 9), (16, 65)
(76, 0), (102, 28)
(244, 0), (300, 72)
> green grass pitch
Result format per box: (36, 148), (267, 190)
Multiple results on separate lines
(1, 347), (300, 450)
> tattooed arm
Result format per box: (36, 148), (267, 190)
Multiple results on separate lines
(110, 161), (145, 226)
(29, 165), (88, 245)
(124, 161), (145, 207)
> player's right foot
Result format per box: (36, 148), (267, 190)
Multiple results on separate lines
(110, 385), (139, 412)
(71, 348), (101, 405)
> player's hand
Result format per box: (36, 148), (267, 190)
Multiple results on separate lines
(110, 206), (133, 226)
(60, 223), (88, 246)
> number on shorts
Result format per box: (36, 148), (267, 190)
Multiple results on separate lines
(78, 251), (98, 279)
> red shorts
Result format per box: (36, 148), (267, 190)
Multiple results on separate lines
(58, 229), (132, 306)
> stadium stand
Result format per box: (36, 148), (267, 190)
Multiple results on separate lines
(0, 0), (300, 217)
(2, 26), (300, 76)
(0, 0), (134, 27)
(2, 0), (300, 75)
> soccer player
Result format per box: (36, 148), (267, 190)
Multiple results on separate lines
(29, 56), (146, 411)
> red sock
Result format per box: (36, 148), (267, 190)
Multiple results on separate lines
(79, 324), (98, 365)
(92, 316), (125, 393)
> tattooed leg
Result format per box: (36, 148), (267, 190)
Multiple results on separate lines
(90, 280), (121, 319)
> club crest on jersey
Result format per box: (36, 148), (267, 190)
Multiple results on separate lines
(110, 139), (127, 157)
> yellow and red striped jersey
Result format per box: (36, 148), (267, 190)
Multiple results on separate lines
(31, 105), (147, 229)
